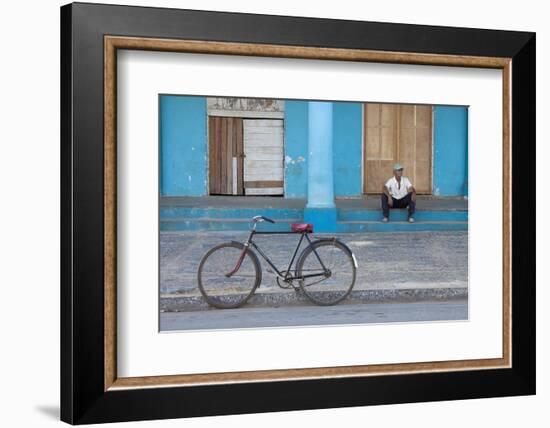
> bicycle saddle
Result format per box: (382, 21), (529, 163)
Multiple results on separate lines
(291, 223), (313, 233)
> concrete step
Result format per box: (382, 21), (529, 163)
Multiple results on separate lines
(335, 220), (467, 232)
(338, 209), (467, 222)
(161, 217), (467, 232)
(160, 205), (468, 232)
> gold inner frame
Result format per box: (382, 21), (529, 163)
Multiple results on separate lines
(104, 35), (512, 391)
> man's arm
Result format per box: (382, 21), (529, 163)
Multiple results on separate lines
(382, 184), (393, 206)
(406, 180), (416, 201)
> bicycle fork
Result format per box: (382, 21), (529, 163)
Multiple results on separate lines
(225, 230), (256, 278)
(225, 243), (249, 278)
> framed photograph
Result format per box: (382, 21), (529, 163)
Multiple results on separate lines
(60, 2), (535, 424)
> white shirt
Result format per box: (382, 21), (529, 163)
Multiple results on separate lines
(385, 176), (413, 200)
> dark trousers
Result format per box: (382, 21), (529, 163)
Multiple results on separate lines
(381, 192), (416, 218)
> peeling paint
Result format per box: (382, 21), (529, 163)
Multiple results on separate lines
(285, 155), (306, 165)
(207, 97), (284, 112)
(284, 101), (308, 198)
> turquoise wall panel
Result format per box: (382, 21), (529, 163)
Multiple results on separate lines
(433, 106), (468, 196)
(159, 95), (207, 196)
(333, 102), (363, 197)
(284, 101), (309, 198)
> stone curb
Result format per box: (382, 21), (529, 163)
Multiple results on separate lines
(160, 287), (468, 312)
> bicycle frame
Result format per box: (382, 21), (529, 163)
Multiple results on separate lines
(226, 228), (330, 282)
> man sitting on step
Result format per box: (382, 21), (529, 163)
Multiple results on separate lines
(381, 163), (416, 223)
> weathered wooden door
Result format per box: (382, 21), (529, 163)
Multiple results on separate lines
(208, 116), (244, 195)
(398, 105), (432, 193)
(243, 119), (284, 195)
(363, 103), (432, 194)
(363, 104), (398, 194)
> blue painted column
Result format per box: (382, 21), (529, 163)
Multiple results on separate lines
(304, 102), (337, 231)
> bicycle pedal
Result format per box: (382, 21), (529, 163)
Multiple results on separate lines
(266, 267), (274, 274)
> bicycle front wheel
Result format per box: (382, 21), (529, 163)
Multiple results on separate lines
(295, 239), (356, 306)
(198, 242), (261, 309)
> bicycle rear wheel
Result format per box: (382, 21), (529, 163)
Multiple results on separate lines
(198, 242), (261, 309)
(295, 239), (356, 306)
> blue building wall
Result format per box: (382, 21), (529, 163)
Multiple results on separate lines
(283, 101), (309, 198)
(159, 95), (207, 196)
(333, 102), (363, 197)
(433, 106), (469, 196)
(158, 97), (468, 198)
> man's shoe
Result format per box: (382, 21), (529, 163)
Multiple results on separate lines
(408, 217), (415, 223)
(382, 217), (389, 223)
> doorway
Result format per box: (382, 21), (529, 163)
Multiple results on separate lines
(363, 103), (432, 194)
(208, 117), (284, 196)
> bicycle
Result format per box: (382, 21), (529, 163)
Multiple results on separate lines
(197, 215), (358, 309)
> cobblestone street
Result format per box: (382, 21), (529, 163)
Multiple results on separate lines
(161, 230), (468, 295)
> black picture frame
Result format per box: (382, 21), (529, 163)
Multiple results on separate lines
(61, 2), (535, 424)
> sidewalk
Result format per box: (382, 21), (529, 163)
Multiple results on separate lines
(160, 195), (468, 232)
(160, 230), (468, 311)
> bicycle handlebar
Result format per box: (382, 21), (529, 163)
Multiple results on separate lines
(252, 215), (276, 224)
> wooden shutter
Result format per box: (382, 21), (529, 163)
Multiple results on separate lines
(208, 117), (244, 195)
(243, 119), (284, 195)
